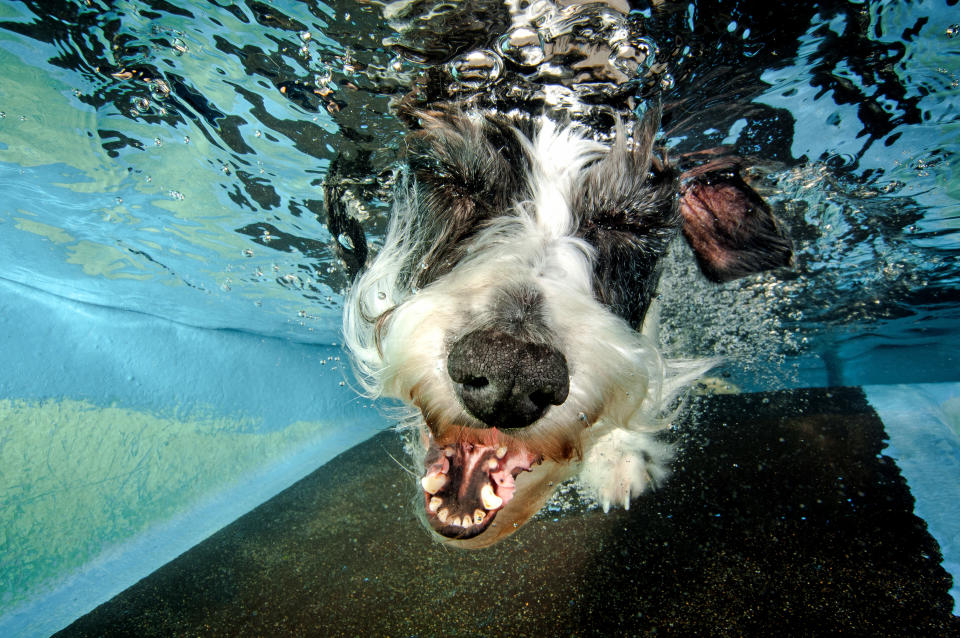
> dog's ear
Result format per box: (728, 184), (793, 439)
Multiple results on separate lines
(323, 170), (369, 280)
(679, 169), (792, 283)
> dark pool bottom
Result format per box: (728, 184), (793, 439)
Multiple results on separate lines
(57, 388), (959, 636)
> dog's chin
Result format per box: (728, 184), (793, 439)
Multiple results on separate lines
(417, 426), (577, 549)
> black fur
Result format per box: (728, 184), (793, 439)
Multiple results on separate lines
(573, 112), (682, 326)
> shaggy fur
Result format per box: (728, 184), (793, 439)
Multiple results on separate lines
(340, 104), (790, 547)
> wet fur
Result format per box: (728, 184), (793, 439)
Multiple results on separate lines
(342, 109), (716, 546)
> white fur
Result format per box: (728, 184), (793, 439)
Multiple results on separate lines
(343, 119), (710, 514)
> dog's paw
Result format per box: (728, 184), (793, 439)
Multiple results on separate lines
(579, 429), (673, 512)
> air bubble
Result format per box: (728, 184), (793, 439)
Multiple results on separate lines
(497, 27), (545, 67)
(609, 38), (654, 78)
(315, 63), (333, 86)
(448, 50), (503, 89)
(149, 79), (170, 100)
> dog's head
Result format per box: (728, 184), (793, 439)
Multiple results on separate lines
(343, 108), (791, 547)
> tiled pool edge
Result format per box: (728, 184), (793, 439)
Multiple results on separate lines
(865, 382), (960, 615)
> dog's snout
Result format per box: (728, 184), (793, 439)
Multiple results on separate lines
(447, 328), (569, 429)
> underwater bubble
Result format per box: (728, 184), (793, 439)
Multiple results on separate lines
(947, 24), (959, 38)
(149, 79), (170, 100)
(448, 49), (503, 89)
(134, 96), (150, 111)
(315, 63), (333, 86)
(341, 52), (358, 75)
(659, 73), (675, 91)
(609, 38), (654, 78)
(171, 38), (187, 54)
(377, 291), (386, 300)
(299, 30), (311, 43)
(497, 27), (545, 67)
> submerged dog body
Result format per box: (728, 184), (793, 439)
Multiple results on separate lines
(341, 107), (791, 547)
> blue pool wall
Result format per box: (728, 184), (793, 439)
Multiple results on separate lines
(1, 276), (959, 637)
(0, 276), (389, 637)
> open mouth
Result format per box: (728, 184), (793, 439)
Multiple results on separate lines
(420, 432), (539, 539)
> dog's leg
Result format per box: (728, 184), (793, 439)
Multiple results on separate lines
(580, 428), (673, 512)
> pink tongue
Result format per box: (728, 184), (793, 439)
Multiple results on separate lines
(424, 441), (536, 510)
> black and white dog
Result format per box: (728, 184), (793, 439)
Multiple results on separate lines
(334, 2), (792, 548)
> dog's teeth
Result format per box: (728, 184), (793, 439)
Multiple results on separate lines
(487, 458), (498, 470)
(480, 484), (503, 510)
(473, 509), (485, 525)
(437, 508), (449, 524)
(428, 496), (442, 513)
(444, 446), (455, 457)
(495, 446), (508, 459)
(420, 472), (448, 495)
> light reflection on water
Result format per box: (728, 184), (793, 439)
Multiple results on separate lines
(0, 0), (956, 385)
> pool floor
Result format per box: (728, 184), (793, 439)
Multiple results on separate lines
(56, 388), (959, 636)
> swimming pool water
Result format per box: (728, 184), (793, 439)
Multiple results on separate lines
(0, 0), (958, 633)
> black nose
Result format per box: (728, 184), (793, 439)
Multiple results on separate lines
(446, 328), (569, 429)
